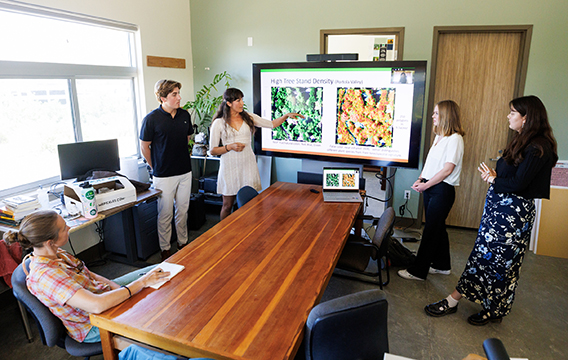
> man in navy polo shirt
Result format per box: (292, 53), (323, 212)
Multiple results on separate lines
(140, 79), (193, 261)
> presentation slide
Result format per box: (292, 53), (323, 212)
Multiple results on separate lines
(322, 167), (361, 190)
(257, 67), (416, 163)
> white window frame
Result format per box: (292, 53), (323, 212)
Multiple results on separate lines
(0, 1), (144, 197)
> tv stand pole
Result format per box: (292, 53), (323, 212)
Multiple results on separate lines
(386, 167), (395, 209)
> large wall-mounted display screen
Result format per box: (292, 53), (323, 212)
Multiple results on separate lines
(252, 60), (426, 168)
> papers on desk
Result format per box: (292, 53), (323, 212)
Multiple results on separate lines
(1, 195), (40, 221)
(384, 355), (414, 360)
(149, 262), (185, 289)
(64, 215), (91, 228)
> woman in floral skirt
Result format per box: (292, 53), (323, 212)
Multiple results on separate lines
(424, 95), (558, 325)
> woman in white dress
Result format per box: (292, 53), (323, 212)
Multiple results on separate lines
(209, 88), (303, 219)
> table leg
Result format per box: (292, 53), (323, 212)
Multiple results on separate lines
(100, 328), (119, 360)
(354, 203), (364, 236)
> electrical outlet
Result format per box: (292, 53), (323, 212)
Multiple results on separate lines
(404, 190), (411, 200)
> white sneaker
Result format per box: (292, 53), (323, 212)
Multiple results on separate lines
(429, 267), (451, 275)
(397, 269), (424, 281)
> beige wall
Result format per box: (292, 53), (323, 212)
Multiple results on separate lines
(16, 0), (195, 253)
(190, 0), (568, 218)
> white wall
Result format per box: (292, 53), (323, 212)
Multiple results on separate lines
(17, 0), (194, 253)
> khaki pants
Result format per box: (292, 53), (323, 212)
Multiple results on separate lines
(153, 171), (192, 251)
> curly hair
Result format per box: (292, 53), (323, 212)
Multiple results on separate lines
(3, 210), (60, 250)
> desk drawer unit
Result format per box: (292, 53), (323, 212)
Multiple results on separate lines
(132, 198), (160, 259)
(102, 199), (159, 260)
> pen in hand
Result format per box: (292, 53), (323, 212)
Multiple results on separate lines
(139, 269), (163, 276)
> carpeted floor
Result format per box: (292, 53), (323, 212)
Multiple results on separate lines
(1, 204), (566, 360)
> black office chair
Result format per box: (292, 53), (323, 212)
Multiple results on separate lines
(483, 338), (511, 360)
(236, 186), (259, 208)
(302, 289), (389, 360)
(297, 171), (323, 185)
(11, 260), (103, 360)
(334, 207), (395, 289)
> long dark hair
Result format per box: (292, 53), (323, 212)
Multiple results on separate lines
(502, 95), (558, 166)
(213, 88), (255, 134)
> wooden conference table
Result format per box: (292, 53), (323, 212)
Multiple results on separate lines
(90, 181), (362, 360)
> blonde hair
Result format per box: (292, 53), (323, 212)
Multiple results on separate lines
(434, 100), (465, 137)
(154, 79), (182, 103)
(3, 210), (60, 249)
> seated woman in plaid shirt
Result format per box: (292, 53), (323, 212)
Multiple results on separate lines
(4, 210), (170, 343)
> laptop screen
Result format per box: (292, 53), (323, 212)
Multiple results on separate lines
(322, 168), (360, 191)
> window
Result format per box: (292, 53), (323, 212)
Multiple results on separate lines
(320, 28), (405, 61)
(0, 2), (141, 195)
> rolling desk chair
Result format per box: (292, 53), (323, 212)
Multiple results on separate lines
(301, 289), (389, 360)
(483, 338), (511, 360)
(335, 207), (395, 289)
(12, 260), (102, 360)
(236, 186), (259, 208)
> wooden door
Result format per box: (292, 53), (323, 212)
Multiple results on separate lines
(427, 27), (532, 228)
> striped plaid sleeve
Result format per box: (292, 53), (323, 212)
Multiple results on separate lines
(37, 267), (85, 306)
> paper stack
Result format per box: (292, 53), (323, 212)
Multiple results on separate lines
(0, 205), (19, 227)
(2, 195), (41, 221)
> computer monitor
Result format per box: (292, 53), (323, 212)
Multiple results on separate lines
(252, 60), (427, 169)
(57, 139), (120, 180)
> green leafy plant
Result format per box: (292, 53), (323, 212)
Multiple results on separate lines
(183, 71), (232, 134)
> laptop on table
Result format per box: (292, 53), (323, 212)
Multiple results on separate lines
(322, 167), (363, 203)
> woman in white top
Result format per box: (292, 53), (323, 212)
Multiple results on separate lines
(398, 100), (465, 280)
(209, 88), (303, 219)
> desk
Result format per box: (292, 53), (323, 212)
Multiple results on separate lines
(0, 189), (161, 342)
(91, 182), (361, 360)
(191, 155), (223, 206)
(1, 189), (161, 266)
(0, 189), (161, 235)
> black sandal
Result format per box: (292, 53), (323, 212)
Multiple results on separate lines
(467, 311), (502, 326)
(424, 299), (458, 317)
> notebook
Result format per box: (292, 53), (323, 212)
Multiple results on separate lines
(322, 167), (363, 203)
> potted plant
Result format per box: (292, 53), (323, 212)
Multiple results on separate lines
(183, 71), (232, 146)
